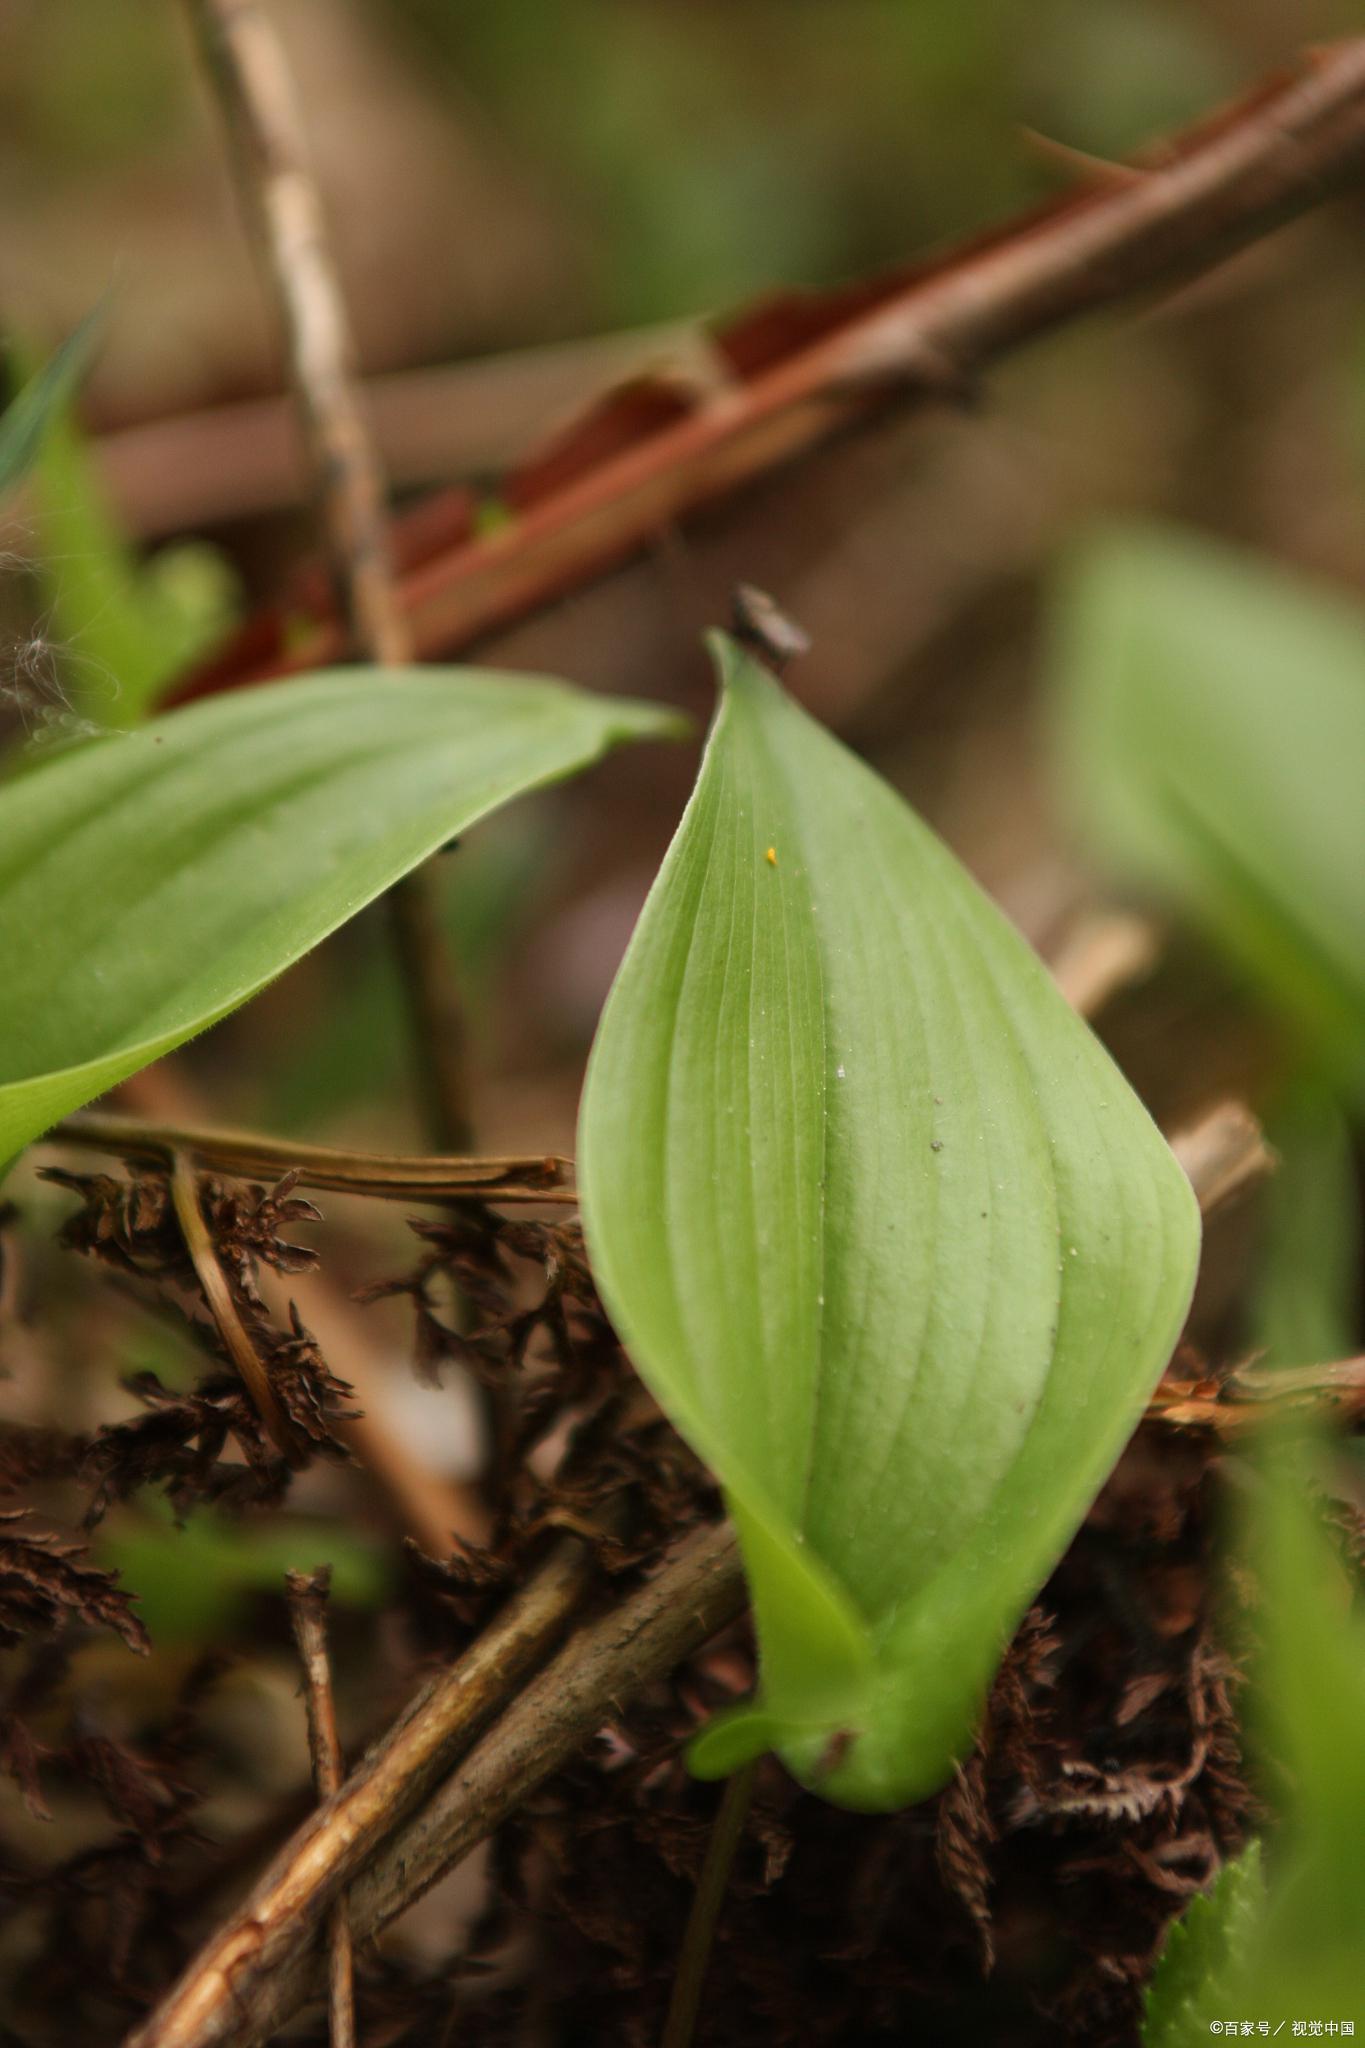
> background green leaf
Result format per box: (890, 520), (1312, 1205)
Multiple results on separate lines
(0, 310), (101, 496)
(24, 379), (238, 727)
(1252, 1077), (1360, 1370)
(579, 635), (1199, 1811)
(1142, 1843), (1266, 2048)
(99, 1498), (392, 1645)
(1141, 1438), (1365, 2040)
(1049, 525), (1365, 1103)
(0, 666), (679, 1166)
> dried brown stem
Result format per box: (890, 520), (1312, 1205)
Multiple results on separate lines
(1149, 1353), (1365, 1432)
(284, 1269), (490, 1556)
(168, 1150), (297, 1462)
(661, 1759), (759, 2048)
(179, 0), (473, 1150)
(285, 1569), (354, 2048)
(1167, 1100), (1274, 1217)
(179, 0), (402, 663)
(175, 40), (1365, 695)
(384, 869), (476, 1153)
(50, 1109), (574, 1206)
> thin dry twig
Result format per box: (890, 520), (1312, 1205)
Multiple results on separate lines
(140, 1520), (747, 2048)
(180, 0), (402, 662)
(285, 1569), (355, 2048)
(179, 0), (473, 1149)
(1049, 911), (1162, 1018)
(125, 1522), (614, 2048)
(1149, 1353), (1365, 1432)
(168, 1150), (297, 1462)
(50, 1110), (575, 1206)
(1166, 1100), (1274, 1217)
(173, 40), (1365, 695)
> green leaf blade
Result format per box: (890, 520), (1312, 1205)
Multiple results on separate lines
(0, 667), (680, 1163)
(1050, 525), (1365, 1101)
(580, 635), (1199, 1810)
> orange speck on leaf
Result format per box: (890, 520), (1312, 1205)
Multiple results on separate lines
(765, 846), (778, 866)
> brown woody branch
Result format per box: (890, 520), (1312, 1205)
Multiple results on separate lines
(179, 0), (473, 1149)
(284, 1569), (355, 2048)
(179, 0), (403, 664)
(1149, 1353), (1365, 1432)
(173, 39), (1365, 697)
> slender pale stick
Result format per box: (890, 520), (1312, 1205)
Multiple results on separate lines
(285, 1569), (355, 2048)
(179, 0), (473, 1147)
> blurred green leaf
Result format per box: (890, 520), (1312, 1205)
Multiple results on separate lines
(0, 667), (681, 1167)
(1244, 1441), (1365, 2002)
(0, 311), (101, 497)
(579, 634), (1199, 1811)
(1036, 0), (1235, 159)
(102, 1502), (390, 1645)
(1050, 526), (1365, 1103)
(27, 393), (237, 726)
(1253, 1078), (1360, 1369)
(1142, 1843), (1266, 2048)
(1142, 1440), (1365, 2036)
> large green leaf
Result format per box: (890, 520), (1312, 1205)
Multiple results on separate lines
(1050, 525), (1365, 1102)
(578, 634), (1199, 1811)
(0, 668), (679, 1165)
